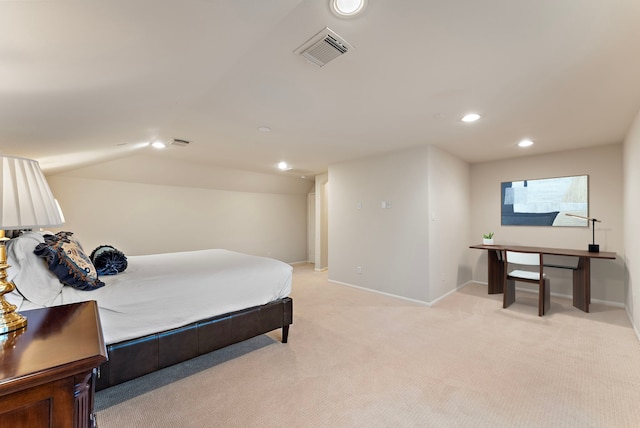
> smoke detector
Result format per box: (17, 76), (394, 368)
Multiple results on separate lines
(294, 27), (353, 67)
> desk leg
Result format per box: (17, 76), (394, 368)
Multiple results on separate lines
(573, 257), (590, 313)
(487, 250), (504, 294)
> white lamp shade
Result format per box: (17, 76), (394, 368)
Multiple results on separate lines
(0, 155), (64, 229)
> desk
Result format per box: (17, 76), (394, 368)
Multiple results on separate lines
(0, 301), (107, 428)
(470, 244), (616, 313)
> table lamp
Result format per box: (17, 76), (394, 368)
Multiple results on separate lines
(565, 213), (601, 252)
(0, 155), (64, 334)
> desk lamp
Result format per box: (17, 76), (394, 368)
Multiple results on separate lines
(0, 155), (64, 334)
(565, 213), (601, 253)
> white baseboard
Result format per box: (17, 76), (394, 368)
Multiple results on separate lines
(430, 284), (468, 306)
(328, 279), (430, 306)
(291, 261), (327, 271)
(626, 306), (640, 342)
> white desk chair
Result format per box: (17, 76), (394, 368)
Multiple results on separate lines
(503, 250), (550, 316)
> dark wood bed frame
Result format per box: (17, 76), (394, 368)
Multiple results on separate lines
(95, 297), (292, 391)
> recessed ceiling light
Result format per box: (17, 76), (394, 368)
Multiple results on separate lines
(151, 141), (166, 149)
(277, 161), (291, 171)
(330, 0), (367, 17)
(518, 139), (534, 147)
(461, 113), (481, 123)
(258, 126), (271, 132)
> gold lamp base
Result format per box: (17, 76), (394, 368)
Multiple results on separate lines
(0, 302), (27, 334)
(0, 230), (27, 335)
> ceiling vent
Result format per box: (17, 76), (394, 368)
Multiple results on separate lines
(169, 138), (190, 147)
(294, 27), (353, 67)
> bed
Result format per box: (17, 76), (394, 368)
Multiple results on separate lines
(5, 231), (293, 391)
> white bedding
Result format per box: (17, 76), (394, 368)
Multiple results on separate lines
(17, 249), (292, 345)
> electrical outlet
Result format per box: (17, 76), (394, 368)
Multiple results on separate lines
(356, 266), (362, 274)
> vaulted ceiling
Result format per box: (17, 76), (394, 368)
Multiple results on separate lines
(2, 0), (640, 177)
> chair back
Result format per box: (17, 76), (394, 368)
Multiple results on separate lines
(505, 251), (541, 266)
(503, 250), (550, 316)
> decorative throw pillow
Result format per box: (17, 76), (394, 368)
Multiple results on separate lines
(33, 231), (105, 291)
(90, 245), (128, 276)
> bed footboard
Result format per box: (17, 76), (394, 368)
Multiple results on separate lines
(95, 297), (292, 391)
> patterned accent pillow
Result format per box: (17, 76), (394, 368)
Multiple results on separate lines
(34, 231), (105, 291)
(90, 245), (128, 276)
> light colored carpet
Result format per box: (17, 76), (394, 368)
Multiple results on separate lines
(96, 263), (640, 427)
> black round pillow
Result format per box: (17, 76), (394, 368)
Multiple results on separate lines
(90, 245), (128, 276)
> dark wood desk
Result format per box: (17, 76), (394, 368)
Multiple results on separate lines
(0, 301), (107, 428)
(470, 244), (616, 313)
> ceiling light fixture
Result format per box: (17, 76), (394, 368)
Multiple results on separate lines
(518, 139), (534, 147)
(258, 126), (271, 133)
(151, 141), (166, 149)
(330, 0), (367, 17)
(277, 161), (291, 171)
(461, 113), (481, 123)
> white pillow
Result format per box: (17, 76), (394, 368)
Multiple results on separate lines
(6, 231), (64, 306)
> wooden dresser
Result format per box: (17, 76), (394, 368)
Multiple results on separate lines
(0, 301), (107, 428)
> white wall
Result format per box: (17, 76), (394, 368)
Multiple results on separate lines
(314, 173), (329, 270)
(47, 156), (312, 263)
(623, 110), (640, 333)
(328, 145), (470, 303)
(428, 146), (471, 301)
(469, 144), (625, 304)
(54, 154), (314, 195)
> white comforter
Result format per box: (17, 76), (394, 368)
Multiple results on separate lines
(21, 249), (292, 345)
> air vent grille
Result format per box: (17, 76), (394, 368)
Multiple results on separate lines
(169, 138), (190, 147)
(294, 27), (353, 67)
